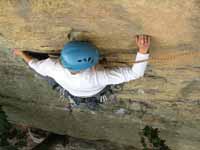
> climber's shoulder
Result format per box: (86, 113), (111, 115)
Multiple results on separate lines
(40, 57), (61, 68)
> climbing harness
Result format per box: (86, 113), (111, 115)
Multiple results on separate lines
(59, 86), (113, 110)
(45, 77), (114, 110)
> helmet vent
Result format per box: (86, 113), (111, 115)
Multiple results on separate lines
(78, 58), (93, 63)
(90, 59), (94, 64)
(88, 57), (91, 62)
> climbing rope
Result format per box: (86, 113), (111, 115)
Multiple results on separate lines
(9, 46), (200, 67)
(102, 50), (200, 67)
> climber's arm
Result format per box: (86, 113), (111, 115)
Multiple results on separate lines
(28, 58), (57, 76)
(13, 49), (56, 77)
(93, 35), (150, 86)
(94, 52), (149, 85)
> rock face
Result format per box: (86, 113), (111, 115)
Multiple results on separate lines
(0, 0), (200, 150)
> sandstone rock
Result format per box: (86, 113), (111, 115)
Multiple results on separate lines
(0, 0), (200, 150)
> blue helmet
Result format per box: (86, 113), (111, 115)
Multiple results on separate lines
(61, 41), (100, 71)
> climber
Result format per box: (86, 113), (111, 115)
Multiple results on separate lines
(13, 34), (150, 109)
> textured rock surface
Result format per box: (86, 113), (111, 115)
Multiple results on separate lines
(0, 0), (200, 150)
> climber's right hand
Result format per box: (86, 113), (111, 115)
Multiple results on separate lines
(12, 49), (32, 63)
(136, 34), (150, 54)
(12, 49), (24, 57)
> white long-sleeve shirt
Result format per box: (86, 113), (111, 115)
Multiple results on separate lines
(28, 52), (149, 97)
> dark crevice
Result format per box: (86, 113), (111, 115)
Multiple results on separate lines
(0, 32), (4, 37)
(31, 134), (69, 150)
(24, 51), (60, 60)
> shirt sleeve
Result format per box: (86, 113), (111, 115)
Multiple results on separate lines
(28, 58), (57, 77)
(94, 52), (149, 86)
